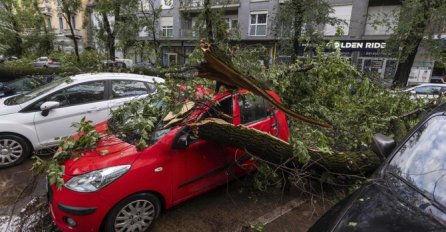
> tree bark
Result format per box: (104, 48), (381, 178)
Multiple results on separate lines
(392, 0), (430, 88)
(64, 13), (81, 63)
(190, 118), (381, 175)
(102, 12), (116, 60)
(291, 0), (304, 62)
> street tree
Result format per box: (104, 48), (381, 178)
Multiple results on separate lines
(93, 0), (140, 60)
(58, 0), (82, 62)
(388, 0), (446, 88)
(137, 0), (162, 65)
(273, 0), (336, 62)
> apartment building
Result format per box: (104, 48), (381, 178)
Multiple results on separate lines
(37, 0), (90, 53)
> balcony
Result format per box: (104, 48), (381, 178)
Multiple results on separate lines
(180, 0), (240, 12)
(56, 29), (81, 38)
(38, 6), (52, 16)
(179, 29), (197, 39)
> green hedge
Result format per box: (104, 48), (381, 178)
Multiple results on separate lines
(0, 65), (193, 82)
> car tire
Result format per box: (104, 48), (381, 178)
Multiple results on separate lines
(104, 193), (161, 232)
(0, 134), (32, 169)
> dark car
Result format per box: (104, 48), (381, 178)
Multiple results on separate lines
(309, 104), (446, 232)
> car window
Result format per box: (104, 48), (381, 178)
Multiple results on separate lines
(12, 77), (69, 105)
(415, 86), (442, 94)
(111, 80), (149, 99)
(46, 81), (105, 107)
(388, 116), (446, 207)
(201, 97), (233, 123)
(239, 94), (268, 124)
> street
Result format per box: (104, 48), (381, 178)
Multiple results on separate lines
(0, 159), (328, 232)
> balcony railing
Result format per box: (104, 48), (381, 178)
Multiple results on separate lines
(180, 0), (240, 10)
(179, 29), (197, 39)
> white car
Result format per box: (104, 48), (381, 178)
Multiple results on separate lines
(404, 83), (446, 99)
(0, 73), (164, 168)
(32, 57), (61, 68)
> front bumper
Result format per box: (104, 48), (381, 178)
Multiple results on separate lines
(48, 184), (111, 232)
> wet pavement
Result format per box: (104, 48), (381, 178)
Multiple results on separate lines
(0, 159), (329, 232)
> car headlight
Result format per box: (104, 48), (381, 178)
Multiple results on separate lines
(64, 165), (131, 192)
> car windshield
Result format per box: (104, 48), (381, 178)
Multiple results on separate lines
(387, 116), (446, 207)
(11, 77), (69, 105)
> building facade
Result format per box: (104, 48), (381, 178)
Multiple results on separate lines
(96, 0), (443, 84)
(37, 0), (90, 53)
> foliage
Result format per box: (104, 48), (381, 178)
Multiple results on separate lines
(268, 41), (423, 162)
(0, 0), (54, 57)
(108, 97), (161, 150)
(33, 117), (101, 189)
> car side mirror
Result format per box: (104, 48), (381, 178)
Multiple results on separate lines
(175, 134), (190, 149)
(40, 101), (60, 117)
(371, 133), (396, 161)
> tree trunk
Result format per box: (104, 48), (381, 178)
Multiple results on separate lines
(291, 0), (304, 62)
(65, 14), (81, 63)
(204, 0), (213, 41)
(190, 118), (381, 175)
(102, 12), (115, 60)
(392, 0), (430, 88)
(393, 37), (423, 88)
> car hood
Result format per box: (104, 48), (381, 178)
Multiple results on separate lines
(63, 122), (141, 176)
(0, 98), (21, 116)
(315, 181), (445, 232)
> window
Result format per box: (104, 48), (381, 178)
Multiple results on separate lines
(56, 0), (61, 7)
(58, 17), (64, 30)
(111, 80), (151, 99)
(161, 0), (173, 9)
(225, 18), (238, 31)
(365, 6), (400, 35)
(47, 81), (105, 107)
(71, 15), (76, 29)
(46, 17), (52, 29)
(249, 12), (267, 36)
(239, 94), (268, 124)
(388, 116), (446, 207)
(324, 5), (352, 36)
(201, 97), (233, 123)
(414, 86), (442, 95)
(160, 16), (173, 37)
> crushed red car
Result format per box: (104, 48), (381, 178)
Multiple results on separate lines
(49, 90), (290, 232)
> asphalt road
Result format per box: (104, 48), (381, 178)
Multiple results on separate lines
(0, 159), (328, 232)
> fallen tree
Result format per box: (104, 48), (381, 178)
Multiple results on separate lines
(190, 118), (381, 175)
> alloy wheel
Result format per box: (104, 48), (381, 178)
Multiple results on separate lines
(0, 139), (23, 166)
(114, 199), (156, 232)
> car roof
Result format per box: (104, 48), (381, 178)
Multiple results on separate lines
(69, 72), (164, 84)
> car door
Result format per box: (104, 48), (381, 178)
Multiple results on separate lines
(32, 81), (107, 146)
(107, 80), (154, 110)
(172, 96), (235, 203)
(230, 94), (276, 175)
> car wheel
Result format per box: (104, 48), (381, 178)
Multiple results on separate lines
(104, 193), (161, 232)
(0, 134), (32, 168)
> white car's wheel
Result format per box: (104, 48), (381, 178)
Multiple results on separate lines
(0, 134), (32, 168)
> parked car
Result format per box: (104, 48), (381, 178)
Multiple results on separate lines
(48, 90), (290, 232)
(404, 83), (446, 99)
(309, 104), (446, 232)
(0, 76), (54, 98)
(101, 60), (127, 68)
(0, 73), (163, 168)
(430, 75), (446, 84)
(32, 57), (61, 68)
(135, 61), (154, 69)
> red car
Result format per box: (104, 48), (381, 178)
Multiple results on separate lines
(49, 90), (290, 232)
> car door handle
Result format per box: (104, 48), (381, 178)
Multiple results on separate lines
(87, 107), (100, 113)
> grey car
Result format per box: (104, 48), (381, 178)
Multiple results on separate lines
(32, 57), (61, 68)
